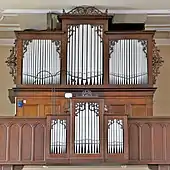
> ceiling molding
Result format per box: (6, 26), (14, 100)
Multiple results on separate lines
(0, 24), (20, 27)
(0, 39), (14, 46)
(0, 23), (20, 31)
(2, 9), (170, 15)
(146, 28), (170, 31)
(145, 24), (170, 31)
(156, 39), (170, 45)
(147, 14), (170, 17)
(146, 24), (170, 27)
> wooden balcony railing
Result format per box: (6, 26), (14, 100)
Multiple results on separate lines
(0, 117), (46, 164)
(129, 117), (170, 164)
(0, 116), (170, 165)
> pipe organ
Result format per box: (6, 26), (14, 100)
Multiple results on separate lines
(5, 6), (163, 163)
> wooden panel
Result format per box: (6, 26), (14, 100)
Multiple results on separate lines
(105, 97), (152, 116)
(16, 98), (40, 117)
(166, 124), (170, 161)
(0, 124), (7, 161)
(158, 165), (170, 170)
(21, 124), (32, 161)
(23, 105), (39, 117)
(153, 123), (164, 161)
(16, 97), (66, 117)
(128, 117), (170, 164)
(9, 124), (19, 161)
(0, 166), (13, 170)
(0, 117), (46, 164)
(129, 123), (139, 161)
(106, 104), (126, 114)
(44, 104), (61, 115)
(140, 123), (151, 160)
(34, 124), (45, 161)
(131, 104), (147, 116)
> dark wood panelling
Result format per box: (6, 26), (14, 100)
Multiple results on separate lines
(0, 117), (46, 164)
(129, 117), (170, 164)
(0, 165), (13, 170)
(0, 166), (23, 170)
(158, 165), (170, 170)
(0, 125), (7, 161)
(131, 104), (147, 116)
(2, 116), (170, 165)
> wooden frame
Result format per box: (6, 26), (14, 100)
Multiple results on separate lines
(104, 114), (128, 163)
(1, 116), (170, 165)
(46, 114), (70, 164)
(14, 31), (64, 85)
(70, 98), (104, 163)
(14, 30), (156, 88)
(105, 31), (155, 85)
(6, 6), (162, 88)
(45, 98), (129, 164)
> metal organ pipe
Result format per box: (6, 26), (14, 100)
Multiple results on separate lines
(74, 102), (100, 154)
(50, 119), (67, 154)
(22, 39), (61, 85)
(67, 24), (103, 85)
(108, 119), (124, 154)
(109, 39), (148, 85)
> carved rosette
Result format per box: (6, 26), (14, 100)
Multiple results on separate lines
(152, 39), (164, 84)
(5, 40), (17, 83)
(63, 6), (108, 15)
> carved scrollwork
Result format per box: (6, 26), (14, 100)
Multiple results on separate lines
(23, 40), (32, 55)
(138, 40), (147, 55)
(63, 6), (108, 15)
(109, 40), (118, 57)
(82, 89), (93, 97)
(152, 39), (164, 84)
(5, 40), (17, 83)
(52, 40), (61, 56)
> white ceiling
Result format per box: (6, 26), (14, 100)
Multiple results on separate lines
(0, 0), (170, 46)
(0, 0), (170, 10)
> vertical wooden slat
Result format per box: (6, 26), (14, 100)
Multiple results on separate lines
(151, 125), (154, 161)
(163, 125), (167, 161)
(6, 126), (9, 161)
(18, 126), (22, 161)
(31, 126), (34, 161)
(61, 24), (67, 84)
(104, 35), (109, 84)
(138, 125), (142, 161)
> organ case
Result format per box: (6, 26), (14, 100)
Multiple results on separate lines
(6, 6), (163, 117)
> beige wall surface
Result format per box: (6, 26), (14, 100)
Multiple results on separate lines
(0, 45), (169, 116)
(154, 46), (170, 116)
(0, 46), (14, 116)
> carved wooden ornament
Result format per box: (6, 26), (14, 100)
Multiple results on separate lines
(5, 40), (17, 83)
(152, 40), (164, 84)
